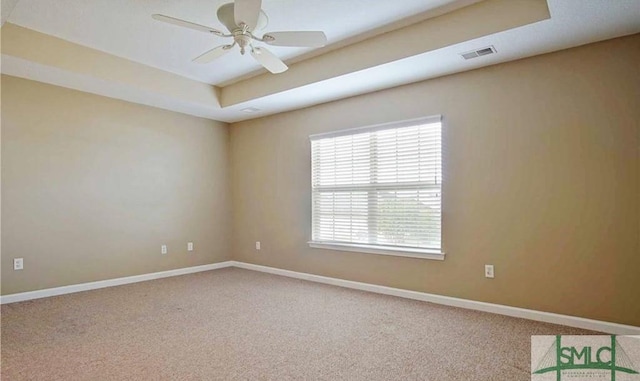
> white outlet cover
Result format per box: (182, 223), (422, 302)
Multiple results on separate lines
(161, 245), (168, 255)
(485, 265), (494, 278)
(14, 258), (24, 270)
(187, 242), (194, 251)
(255, 241), (261, 250)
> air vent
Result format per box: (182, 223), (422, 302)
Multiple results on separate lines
(460, 46), (497, 60)
(241, 107), (260, 113)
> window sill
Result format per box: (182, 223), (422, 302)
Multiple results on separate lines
(308, 242), (445, 261)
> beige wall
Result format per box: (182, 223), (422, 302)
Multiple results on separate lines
(230, 35), (640, 326)
(1, 75), (231, 294)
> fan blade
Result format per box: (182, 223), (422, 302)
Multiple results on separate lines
(251, 47), (288, 74)
(264, 31), (327, 48)
(152, 14), (222, 35)
(234, 0), (262, 31)
(193, 45), (231, 64)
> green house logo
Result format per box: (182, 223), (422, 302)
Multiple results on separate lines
(532, 335), (640, 381)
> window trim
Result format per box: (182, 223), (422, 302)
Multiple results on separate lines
(309, 115), (444, 260)
(308, 241), (445, 261)
(309, 115), (442, 141)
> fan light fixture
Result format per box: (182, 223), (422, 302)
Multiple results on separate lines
(152, 0), (327, 74)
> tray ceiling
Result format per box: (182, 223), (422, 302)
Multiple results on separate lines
(2, 0), (639, 122)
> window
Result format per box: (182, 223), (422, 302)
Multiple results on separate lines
(309, 116), (443, 260)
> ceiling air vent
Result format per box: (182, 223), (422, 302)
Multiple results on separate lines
(460, 46), (497, 60)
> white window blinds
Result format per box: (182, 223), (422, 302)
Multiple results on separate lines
(310, 117), (442, 253)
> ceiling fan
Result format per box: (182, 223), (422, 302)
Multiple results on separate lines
(152, 0), (327, 74)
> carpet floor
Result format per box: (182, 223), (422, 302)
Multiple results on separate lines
(1, 267), (593, 380)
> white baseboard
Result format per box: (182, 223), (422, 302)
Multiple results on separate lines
(3, 259), (638, 335)
(229, 261), (640, 336)
(0, 261), (234, 304)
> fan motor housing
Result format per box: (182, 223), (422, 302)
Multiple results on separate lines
(233, 32), (253, 54)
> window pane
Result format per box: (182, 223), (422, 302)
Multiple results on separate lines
(373, 189), (441, 248)
(312, 191), (369, 244)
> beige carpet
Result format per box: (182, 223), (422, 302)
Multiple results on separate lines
(2, 267), (593, 380)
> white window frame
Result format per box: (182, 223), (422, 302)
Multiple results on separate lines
(308, 116), (444, 261)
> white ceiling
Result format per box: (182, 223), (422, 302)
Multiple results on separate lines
(2, 0), (640, 123)
(0, 0), (19, 25)
(5, 0), (461, 85)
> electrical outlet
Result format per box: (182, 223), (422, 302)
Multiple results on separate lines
(161, 245), (168, 255)
(485, 264), (494, 278)
(14, 258), (24, 270)
(187, 242), (194, 252)
(255, 241), (261, 250)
